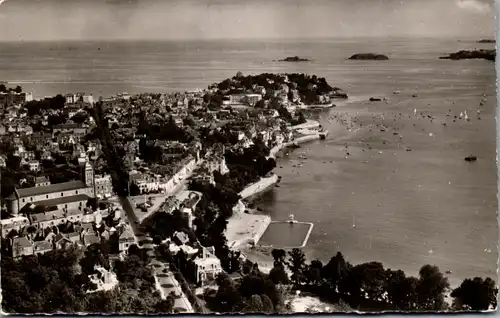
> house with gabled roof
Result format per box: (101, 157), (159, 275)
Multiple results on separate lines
(118, 228), (135, 253)
(53, 233), (73, 250)
(33, 240), (53, 255)
(12, 236), (33, 258)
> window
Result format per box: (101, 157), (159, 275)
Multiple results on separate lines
(61, 193), (64, 197)
(65, 204), (67, 209)
(22, 199), (25, 203)
(46, 195), (48, 199)
(30, 197), (33, 202)
(76, 190), (78, 194)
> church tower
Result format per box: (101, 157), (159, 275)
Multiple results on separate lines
(84, 162), (95, 196)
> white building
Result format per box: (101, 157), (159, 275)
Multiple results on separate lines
(83, 94), (93, 104)
(194, 246), (223, 285)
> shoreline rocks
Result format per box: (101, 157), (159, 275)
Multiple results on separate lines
(348, 53), (389, 60)
(279, 56), (310, 62)
(439, 49), (495, 61)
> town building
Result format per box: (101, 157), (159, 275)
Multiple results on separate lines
(5, 162), (96, 215)
(52, 123), (88, 136)
(118, 228), (135, 253)
(12, 236), (33, 258)
(193, 246), (223, 285)
(94, 174), (113, 198)
(0, 216), (30, 238)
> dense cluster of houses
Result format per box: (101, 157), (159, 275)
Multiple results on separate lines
(0, 75), (312, 291)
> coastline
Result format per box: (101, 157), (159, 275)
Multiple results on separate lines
(226, 119), (327, 251)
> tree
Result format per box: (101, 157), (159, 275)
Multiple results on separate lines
(6, 154), (21, 170)
(287, 248), (307, 285)
(306, 260), (323, 285)
(215, 273), (242, 312)
(271, 249), (287, 267)
(297, 111), (307, 125)
(269, 264), (289, 285)
(242, 294), (264, 313)
(416, 265), (450, 311)
(385, 269), (418, 310)
(155, 296), (175, 313)
(86, 198), (99, 211)
(322, 251), (349, 293)
(14, 86), (22, 94)
(451, 277), (497, 311)
(338, 262), (386, 306)
(129, 182), (140, 196)
(7, 229), (18, 239)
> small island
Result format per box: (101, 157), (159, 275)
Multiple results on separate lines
(477, 39), (496, 43)
(348, 53), (389, 60)
(439, 49), (495, 61)
(278, 56), (310, 62)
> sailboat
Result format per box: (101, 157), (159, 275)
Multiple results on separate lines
(464, 111), (469, 121)
(352, 215), (356, 228)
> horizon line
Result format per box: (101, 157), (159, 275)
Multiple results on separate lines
(0, 34), (493, 44)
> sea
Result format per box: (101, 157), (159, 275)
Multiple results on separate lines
(0, 37), (497, 287)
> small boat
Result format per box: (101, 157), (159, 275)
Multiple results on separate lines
(445, 270), (452, 274)
(369, 97), (382, 102)
(464, 155), (477, 162)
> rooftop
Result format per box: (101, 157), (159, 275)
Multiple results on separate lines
(16, 180), (87, 198)
(83, 234), (100, 245)
(33, 194), (91, 207)
(30, 210), (66, 223)
(33, 240), (52, 251)
(12, 236), (32, 249)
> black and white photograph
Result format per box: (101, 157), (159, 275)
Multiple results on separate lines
(0, 0), (497, 314)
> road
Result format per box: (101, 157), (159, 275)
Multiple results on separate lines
(116, 160), (205, 313)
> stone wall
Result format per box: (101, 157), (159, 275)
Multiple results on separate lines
(238, 173), (279, 200)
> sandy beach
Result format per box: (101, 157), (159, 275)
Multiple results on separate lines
(225, 206), (271, 250)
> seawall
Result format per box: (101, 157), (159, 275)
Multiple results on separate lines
(238, 173), (279, 200)
(252, 215), (272, 245)
(290, 134), (321, 145)
(289, 119), (321, 131)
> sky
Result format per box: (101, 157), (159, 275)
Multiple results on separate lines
(0, 0), (495, 41)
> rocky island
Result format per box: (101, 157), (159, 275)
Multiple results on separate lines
(278, 56), (310, 62)
(477, 39), (496, 43)
(439, 49), (495, 61)
(348, 53), (389, 60)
